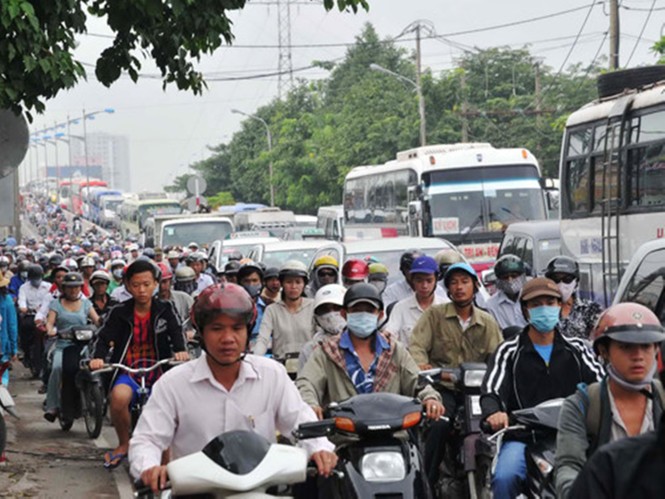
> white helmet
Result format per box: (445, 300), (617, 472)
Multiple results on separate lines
(62, 258), (79, 271)
(90, 270), (111, 284)
(110, 258), (126, 269)
(314, 284), (347, 312)
(80, 256), (96, 268)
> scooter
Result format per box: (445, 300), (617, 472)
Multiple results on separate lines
(476, 398), (563, 499)
(0, 362), (19, 458)
(295, 392), (432, 499)
(273, 352), (300, 380)
(55, 325), (105, 438)
(134, 430), (308, 498)
(419, 363), (491, 499)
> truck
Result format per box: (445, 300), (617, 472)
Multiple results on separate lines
(143, 213), (234, 249)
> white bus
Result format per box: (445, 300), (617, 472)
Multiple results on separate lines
(344, 143), (550, 272)
(559, 67), (665, 305)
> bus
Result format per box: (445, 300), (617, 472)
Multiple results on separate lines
(119, 197), (183, 239)
(559, 67), (665, 306)
(88, 189), (123, 224)
(71, 180), (107, 216)
(344, 143), (550, 271)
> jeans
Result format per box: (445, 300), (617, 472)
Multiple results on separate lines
(492, 440), (527, 499)
(45, 339), (73, 412)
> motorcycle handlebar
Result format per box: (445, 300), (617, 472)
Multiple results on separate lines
(87, 357), (181, 375)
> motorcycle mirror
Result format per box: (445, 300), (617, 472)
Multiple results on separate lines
(293, 419), (335, 440)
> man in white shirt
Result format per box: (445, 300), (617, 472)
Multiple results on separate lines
(188, 251), (214, 294)
(18, 264), (52, 374)
(383, 250), (450, 310)
(129, 283), (336, 494)
(384, 256), (448, 345)
(485, 254), (528, 330)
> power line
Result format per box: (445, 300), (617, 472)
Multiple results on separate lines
(625, 0), (657, 66)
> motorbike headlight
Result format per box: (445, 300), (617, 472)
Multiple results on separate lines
(532, 454), (553, 476)
(360, 451), (406, 482)
(463, 369), (486, 388)
(75, 329), (94, 341)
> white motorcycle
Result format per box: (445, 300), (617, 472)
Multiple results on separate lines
(0, 362), (19, 458)
(135, 430), (308, 498)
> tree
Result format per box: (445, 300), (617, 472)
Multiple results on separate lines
(164, 173), (194, 193)
(0, 0), (369, 120)
(653, 36), (665, 64)
(207, 191), (235, 208)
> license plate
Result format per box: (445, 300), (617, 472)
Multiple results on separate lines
(471, 395), (482, 416)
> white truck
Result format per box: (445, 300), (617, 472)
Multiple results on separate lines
(144, 213), (234, 249)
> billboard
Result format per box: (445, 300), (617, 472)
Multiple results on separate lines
(45, 165), (103, 180)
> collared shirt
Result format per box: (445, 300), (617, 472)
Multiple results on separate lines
(128, 354), (333, 478)
(111, 285), (133, 303)
(607, 385), (654, 443)
(384, 293), (446, 345)
(485, 289), (528, 330)
(383, 278), (448, 308)
(338, 331), (388, 394)
(253, 298), (315, 357)
(17, 281), (51, 310)
(196, 273), (215, 294)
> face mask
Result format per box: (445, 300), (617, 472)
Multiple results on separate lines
(346, 312), (378, 339)
(112, 269), (123, 280)
(557, 279), (577, 302)
(315, 311), (346, 336)
(528, 305), (561, 333)
(30, 279), (42, 287)
(20, 271), (28, 280)
(496, 275), (525, 297)
(243, 284), (263, 299)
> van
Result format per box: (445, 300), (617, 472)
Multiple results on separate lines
(497, 220), (561, 276)
(316, 205), (344, 241)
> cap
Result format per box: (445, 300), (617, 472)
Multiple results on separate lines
(520, 277), (562, 302)
(410, 255), (438, 275)
(167, 250), (180, 259)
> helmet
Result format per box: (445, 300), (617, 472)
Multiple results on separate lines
(27, 264), (44, 280)
(142, 247), (156, 260)
(313, 255), (339, 271)
(314, 284), (347, 312)
(0, 256), (9, 266)
(400, 249), (423, 274)
(443, 262), (478, 288)
(237, 262), (264, 283)
(18, 260), (30, 272)
(224, 260), (241, 276)
(175, 266), (196, 283)
(48, 254), (64, 267)
(227, 250), (243, 262)
(110, 258), (126, 269)
(591, 303), (665, 354)
(187, 251), (207, 264)
(279, 260), (309, 283)
(62, 272), (84, 287)
(61, 258), (79, 271)
(410, 255), (438, 276)
(343, 282), (384, 311)
(263, 267), (279, 280)
(157, 262), (173, 281)
(90, 270), (111, 285)
(187, 241), (200, 250)
(544, 256), (580, 281)
(494, 254), (526, 279)
(368, 262), (389, 280)
(191, 283), (257, 331)
(80, 256), (96, 268)
(167, 250), (180, 260)
(341, 258), (369, 281)
(434, 249), (463, 278)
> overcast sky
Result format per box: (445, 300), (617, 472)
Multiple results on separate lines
(25, 0), (665, 191)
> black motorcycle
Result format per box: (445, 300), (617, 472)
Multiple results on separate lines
(295, 392), (432, 499)
(19, 311), (43, 379)
(55, 325), (105, 438)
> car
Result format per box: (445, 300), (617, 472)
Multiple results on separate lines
(612, 238), (665, 321)
(497, 220), (561, 276)
(246, 239), (330, 269)
(208, 233), (281, 271)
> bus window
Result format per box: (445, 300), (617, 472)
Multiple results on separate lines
(627, 143), (665, 208)
(565, 158), (590, 215)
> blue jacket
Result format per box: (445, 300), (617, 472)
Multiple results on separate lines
(0, 293), (18, 357)
(8, 275), (25, 300)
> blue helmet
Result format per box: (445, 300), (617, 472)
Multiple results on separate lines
(443, 262), (478, 287)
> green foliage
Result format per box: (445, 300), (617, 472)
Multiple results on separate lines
(207, 191), (235, 208)
(653, 36), (665, 64)
(0, 0), (369, 119)
(164, 173), (194, 193)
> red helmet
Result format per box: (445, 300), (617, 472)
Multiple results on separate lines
(191, 283), (257, 331)
(342, 258), (369, 281)
(591, 302), (665, 354)
(157, 261), (173, 281)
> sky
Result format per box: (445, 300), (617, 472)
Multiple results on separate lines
(22, 0), (665, 192)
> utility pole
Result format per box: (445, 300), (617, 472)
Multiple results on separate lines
(415, 24), (426, 147)
(460, 71), (469, 143)
(609, 0), (620, 69)
(534, 63), (542, 159)
(277, 0), (294, 98)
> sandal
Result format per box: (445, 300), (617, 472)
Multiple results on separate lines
(104, 451), (128, 469)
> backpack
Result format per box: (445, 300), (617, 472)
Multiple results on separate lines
(577, 379), (665, 453)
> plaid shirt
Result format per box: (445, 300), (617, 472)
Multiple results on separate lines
(124, 311), (159, 386)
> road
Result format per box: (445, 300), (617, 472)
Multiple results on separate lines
(1, 364), (133, 498)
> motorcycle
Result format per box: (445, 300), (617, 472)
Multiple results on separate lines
(274, 352), (300, 380)
(135, 430), (308, 498)
(54, 325), (105, 438)
(19, 311), (43, 379)
(295, 392), (432, 499)
(0, 362), (20, 457)
(419, 363), (491, 499)
(476, 398), (563, 499)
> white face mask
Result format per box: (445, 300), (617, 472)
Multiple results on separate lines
(557, 279), (577, 302)
(315, 311), (346, 336)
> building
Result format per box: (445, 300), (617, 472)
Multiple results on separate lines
(70, 132), (131, 191)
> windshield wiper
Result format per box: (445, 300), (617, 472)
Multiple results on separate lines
(501, 206), (526, 221)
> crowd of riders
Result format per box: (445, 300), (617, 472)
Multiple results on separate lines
(1, 195), (663, 497)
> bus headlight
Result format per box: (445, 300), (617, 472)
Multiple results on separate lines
(360, 451), (406, 482)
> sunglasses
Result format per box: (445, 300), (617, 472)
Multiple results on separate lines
(319, 271), (337, 278)
(550, 275), (576, 284)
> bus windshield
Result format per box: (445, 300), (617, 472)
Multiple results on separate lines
(162, 221), (233, 248)
(103, 199), (123, 212)
(139, 203), (182, 219)
(425, 164), (546, 237)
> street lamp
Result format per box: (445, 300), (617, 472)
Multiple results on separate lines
(231, 108), (275, 207)
(81, 108), (115, 187)
(370, 63), (427, 147)
(43, 131), (65, 202)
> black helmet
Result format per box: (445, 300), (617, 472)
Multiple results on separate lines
(343, 282), (384, 311)
(142, 247), (156, 260)
(224, 260), (241, 276)
(27, 264), (44, 280)
(48, 254), (63, 268)
(264, 267), (279, 280)
(494, 254), (526, 279)
(62, 272), (84, 287)
(237, 262), (264, 283)
(400, 249), (423, 274)
(544, 256), (579, 281)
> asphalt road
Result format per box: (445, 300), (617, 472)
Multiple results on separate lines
(1, 364), (133, 498)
